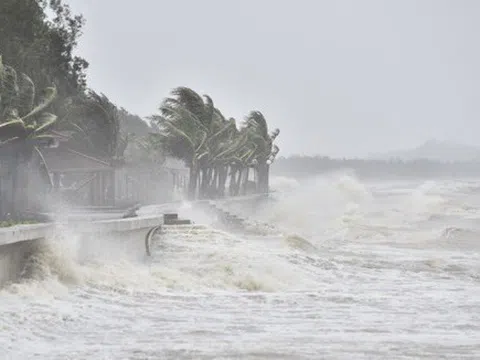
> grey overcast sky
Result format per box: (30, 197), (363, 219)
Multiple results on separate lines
(67, 0), (480, 157)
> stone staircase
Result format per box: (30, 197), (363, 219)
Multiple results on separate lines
(145, 212), (195, 256)
(145, 199), (277, 257)
(193, 200), (275, 235)
(163, 213), (192, 225)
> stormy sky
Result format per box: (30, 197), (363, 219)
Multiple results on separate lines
(68, 0), (480, 157)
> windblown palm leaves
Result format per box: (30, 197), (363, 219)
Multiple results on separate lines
(150, 86), (280, 199)
(150, 87), (214, 165)
(148, 87), (220, 198)
(0, 55), (58, 150)
(0, 56), (58, 219)
(59, 90), (126, 162)
(243, 111), (280, 164)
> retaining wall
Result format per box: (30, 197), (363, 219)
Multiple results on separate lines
(0, 194), (273, 287)
(0, 215), (164, 286)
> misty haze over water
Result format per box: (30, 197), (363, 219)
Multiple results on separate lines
(2, 0), (480, 359)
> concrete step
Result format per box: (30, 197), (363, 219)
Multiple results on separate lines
(163, 213), (178, 223)
(164, 219), (191, 225)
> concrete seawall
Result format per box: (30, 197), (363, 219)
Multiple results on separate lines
(0, 194), (274, 287)
(0, 215), (164, 286)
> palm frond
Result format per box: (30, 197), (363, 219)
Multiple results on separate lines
(163, 120), (196, 152)
(34, 112), (57, 135)
(244, 110), (269, 139)
(22, 86), (57, 121)
(17, 73), (35, 118)
(1, 65), (19, 112)
(171, 87), (205, 117)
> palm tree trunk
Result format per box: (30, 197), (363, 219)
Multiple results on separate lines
(233, 167), (243, 196)
(218, 166), (228, 198)
(0, 144), (27, 220)
(257, 162), (270, 194)
(199, 167), (210, 199)
(207, 167), (215, 198)
(208, 166), (218, 198)
(10, 149), (31, 220)
(187, 166), (198, 200)
(241, 167), (249, 195)
(213, 167), (220, 197)
(197, 170), (201, 198)
(6, 154), (20, 219)
(228, 166), (235, 196)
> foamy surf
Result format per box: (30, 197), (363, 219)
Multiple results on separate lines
(1, 174), (480, 359)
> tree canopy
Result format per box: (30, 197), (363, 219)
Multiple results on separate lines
(0, 0), (88, 101)
(150, 86), (280, 199)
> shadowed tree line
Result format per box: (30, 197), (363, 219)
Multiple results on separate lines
(0, 54), (58, 217)
(0, 0), (88, 102)
(0, 0), (160, 158)
(0, 53), (162, 218)
(0, 0), (280, 220)
(272, 155), (480, 179)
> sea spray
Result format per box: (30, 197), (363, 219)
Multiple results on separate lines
(2, 175), (480, 358)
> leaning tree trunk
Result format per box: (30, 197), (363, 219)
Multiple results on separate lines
(1, 142), (55, 220)
(233, 167), (243, 196)
(230, 168), (238, 196)
(256, 162), (270, 194)
(241, 167), (249, 195)
(9, 146), (30, 220)
(228, 166), (237, 196)
(199, 167), (211, 199)
(264, 163), (270, 194)
(0, 151), (18, 220)
(212, 166), (222, 198)
(8, 142), (23, 219)
(237, 168), (245, 196)
(187, 165), (198, 200)
(218, 166), (228, 198)
(0, 150), (11, 220)
(206, 167), (215, 198)
(207, 166), (218, 199)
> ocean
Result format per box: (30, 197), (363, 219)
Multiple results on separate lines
(1, 173), (479, 359)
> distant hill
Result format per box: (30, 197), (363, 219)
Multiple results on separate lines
(369, 140), (480, 163)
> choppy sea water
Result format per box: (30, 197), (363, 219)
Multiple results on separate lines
(1, 174), (480, 359)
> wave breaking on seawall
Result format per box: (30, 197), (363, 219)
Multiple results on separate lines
(2, 172), (480, 298)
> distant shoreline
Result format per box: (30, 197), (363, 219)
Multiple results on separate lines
(271, 156), (480, 179)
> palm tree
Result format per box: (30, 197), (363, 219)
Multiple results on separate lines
(0, 55), (58, 219)
(149, 87), (215, 199)
(201, 116), (241, 198)
(59, 90), (123, 162)
(197, 110), (240, 198)
(150, 87), (280, 200)
(242, 111), (280, 194)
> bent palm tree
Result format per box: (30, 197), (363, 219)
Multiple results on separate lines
(149, 87), (281, 200)
(0, 56), (58, 219)
(149, 87), (214, 199)
(242, 111), (280, 194)
(59, 90), (123, 162)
